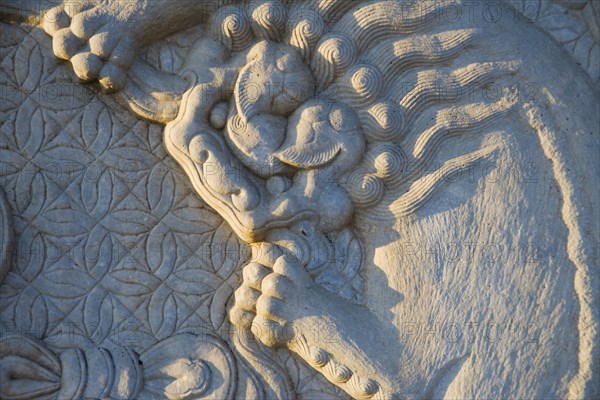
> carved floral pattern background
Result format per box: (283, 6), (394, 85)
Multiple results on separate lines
(508, 0), (599, 81)
(0, 22), (349, 399)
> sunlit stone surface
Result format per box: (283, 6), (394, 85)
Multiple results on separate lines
(0, 1), (598, 399)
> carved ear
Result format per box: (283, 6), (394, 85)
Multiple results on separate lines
(275, 142), (341, 169)
(117, 59), (190, 124)
(235, 61), (272, 123)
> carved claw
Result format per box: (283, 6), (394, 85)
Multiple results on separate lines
(43, 2), (138, 92)
(230, 253), (317, 348)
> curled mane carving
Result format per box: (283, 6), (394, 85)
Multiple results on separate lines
(117, 1), (521, 224)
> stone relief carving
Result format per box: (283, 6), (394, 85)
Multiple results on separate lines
(508, 0), (599, 82)
(0, 1), (598, 399)
(0, 331), (236, 399)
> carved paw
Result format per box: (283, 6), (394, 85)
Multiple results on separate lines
(42, 2), (138, 92)
(230, 254), (314, 348)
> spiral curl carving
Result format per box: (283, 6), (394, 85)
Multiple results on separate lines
(212, 6), (254, 52)
(248, 0), (287, 41)
(288, 9), (325, 61)
(364, 143), (406, 185)
(350, 64), (383, 102)
(361, 101), (405, 142)
(311, 33), (357, 89)
(342, 169), (385, 208)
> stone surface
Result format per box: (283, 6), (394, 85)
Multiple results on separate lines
(0, 1), (598, 399)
